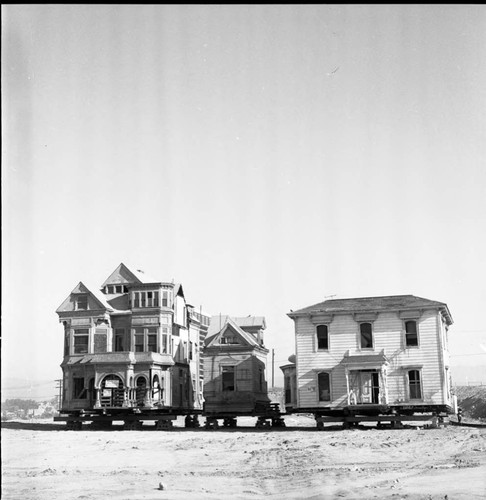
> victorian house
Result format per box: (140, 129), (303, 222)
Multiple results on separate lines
(56, 263), (210, 412)
(202, 315), (270, 416)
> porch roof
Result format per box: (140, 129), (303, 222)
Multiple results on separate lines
(342, 352), (388, 369)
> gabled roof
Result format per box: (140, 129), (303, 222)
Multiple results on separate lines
(101, 263), (143, 288)
(288, 295), (453, 324)
(56, 282), (114, 314)
(230, 316), (266, 329)
(206, 315), (266, 339)
(205, 317), (261, 348)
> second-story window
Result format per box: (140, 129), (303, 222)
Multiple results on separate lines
(132, 291), (159, 308)
(134, 328), (144, 352)
(405, 320), (419, 347)
(73, 329), (89, 354)
(360, 322), (373, 349)
(316, 325), (329, 350)
(147, 328), (158, 352)
(114, 328), (125, 352)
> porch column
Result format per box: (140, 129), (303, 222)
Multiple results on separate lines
(94, 389), (101, 409)
(345, 367), (350, 405)
(380, 366), (388, 404)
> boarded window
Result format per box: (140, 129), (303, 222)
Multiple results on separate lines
(222, 366), (235, 391)
(74, 329), (89, 354)
(316, 325), (329, 350)
(318, 372), (331, 402)
(94, 331), (107, 353)
(360, 323), (373, 349)
(408, 370), (422, 399)
(73, 377), (86, 399)
(405, 321), (418, 347)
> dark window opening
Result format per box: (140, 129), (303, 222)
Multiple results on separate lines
(360, 323), (373, 349)
(147, 334), (157, 352)
(405, 320), (418, 347)
(76, 295), (88, 310)
(318, 372), (331, 402)
(73, 377), (86, 399)
(222, 366), (235, 391)
(74, 330), (89, 354)
(317, 325), (329, 350)
(135, 331), (144, 352)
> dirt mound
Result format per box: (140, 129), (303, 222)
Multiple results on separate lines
(455, 386), (486, 421)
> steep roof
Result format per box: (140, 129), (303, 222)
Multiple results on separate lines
(205, 316), (262, 347)
(101, 263), (143, 288)
(288, 295), (453, 324)
(206, 315), (266, 339)
(56, 282), (114, 313)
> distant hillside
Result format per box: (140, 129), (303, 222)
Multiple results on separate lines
(454, 385), (486, 421)
(1, 378), (58, 402)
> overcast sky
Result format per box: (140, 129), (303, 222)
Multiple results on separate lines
(2, 5), (486, 390)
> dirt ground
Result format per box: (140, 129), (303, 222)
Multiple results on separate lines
(2, 415), (485, 500)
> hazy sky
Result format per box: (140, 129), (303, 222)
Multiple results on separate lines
(2, 5), (486, 391)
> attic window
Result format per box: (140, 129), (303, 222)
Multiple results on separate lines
(76, 295), (88, 311)
(221, 335), (237, 344)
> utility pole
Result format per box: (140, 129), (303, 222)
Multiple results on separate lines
(55, 379), (63, 411)
(272, 349), (275, 388)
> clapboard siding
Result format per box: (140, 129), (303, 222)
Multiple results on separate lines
(295, 309), (448, 409)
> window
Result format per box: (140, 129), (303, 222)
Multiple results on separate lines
(360, 323), (373, 349)
(76, 295), (88, 310)
(408, 370), (422, 399)
(162, 291), (169, 307)
(147, 329), (157, 352)
(132, 290), (159, 308)
(74, 329), (89, 354)
(222, 366), (235, 391)
(316, 325), (329, 350)
(405, 320), (419, 347)
(162, 333), (168, 353)
(318, 372), (331, 402)
(73, 377), (86, 399)
(114, 328), (124, 352)
(189, 341), (193, 360)
(134, 328), (144, 352)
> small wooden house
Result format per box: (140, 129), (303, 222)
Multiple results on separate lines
(202, 315), (270, 416)
(287, 295), (454, 415)
(56, 263), (210, 413)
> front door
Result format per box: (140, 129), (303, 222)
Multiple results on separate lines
(349, 371), (380, 404)
(360, 372), (373, 403)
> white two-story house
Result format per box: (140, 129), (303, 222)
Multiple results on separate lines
(287, 295), (454, 415)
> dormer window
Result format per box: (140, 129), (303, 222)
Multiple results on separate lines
(75, 295), (88, 311)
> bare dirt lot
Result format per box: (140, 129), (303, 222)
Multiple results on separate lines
(2, 415), (485, 500)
